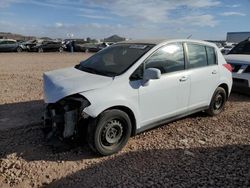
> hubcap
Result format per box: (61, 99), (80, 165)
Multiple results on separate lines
(102, 120), (123, 145)
(214, 94), (223, 110)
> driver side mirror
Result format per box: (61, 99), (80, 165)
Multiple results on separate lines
(142, 68), (161, 86)
(143, 68), (161, 80)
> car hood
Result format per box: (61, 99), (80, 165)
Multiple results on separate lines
(43, 67), (113, 103)
(224, 54), (250, 65)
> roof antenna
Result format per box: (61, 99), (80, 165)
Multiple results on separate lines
(187, 34), (192, 39)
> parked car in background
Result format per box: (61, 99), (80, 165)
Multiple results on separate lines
(43, 39), (232, 156)
(21, 39), (39, 51)
(224, 38), (250, 94)
(0, 39), (25, 52)
(72, 42), (110, 52)
(221, 43), (237, 55)
(30, 40), (63, 52)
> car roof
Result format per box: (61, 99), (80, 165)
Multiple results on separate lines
(119, 39), (167, 45)
(119, 39), (217, 47)
(0, 39), (17, 42)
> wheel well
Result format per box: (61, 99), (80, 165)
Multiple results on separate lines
(105, 106), (137, 136)
(218, 83), (229, 99)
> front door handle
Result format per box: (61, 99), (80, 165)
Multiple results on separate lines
(179, 76), (188, 82)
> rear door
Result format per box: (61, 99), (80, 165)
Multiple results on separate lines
(185, 43), (219, 110)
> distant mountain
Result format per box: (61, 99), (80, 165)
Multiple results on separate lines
(104, 35), (126, 42)
(0, 32), (36, 41)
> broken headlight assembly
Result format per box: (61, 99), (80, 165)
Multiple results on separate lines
(43, 94), (90, 140)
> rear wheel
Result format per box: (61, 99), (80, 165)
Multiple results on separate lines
(87, 109), (131, 156)
(16, 47), (22, 52)
(206, 87), (227, 116)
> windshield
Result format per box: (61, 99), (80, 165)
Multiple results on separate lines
(228, 40), (250, 55)
(76, 43), (154, 76)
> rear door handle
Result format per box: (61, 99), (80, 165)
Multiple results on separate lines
(212, 70), (217, 74)
(179, 76), (188, 82)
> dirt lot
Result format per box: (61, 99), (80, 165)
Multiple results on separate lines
(0, 53), (249, 188)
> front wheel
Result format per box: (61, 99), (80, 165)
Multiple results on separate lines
(206, 87), (227, 116)
(87, 109), (132, 156)
(38, 48), (43, 53)
(58, 47), (63, 53)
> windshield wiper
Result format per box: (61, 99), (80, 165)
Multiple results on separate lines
(79, 66), (113, 77)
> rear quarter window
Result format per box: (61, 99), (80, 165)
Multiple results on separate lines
(206, 46), (217, 65)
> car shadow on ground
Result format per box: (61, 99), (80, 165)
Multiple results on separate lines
(0, 100), (44, 130)
(0, 100), (96, 161)
(0, 93), (249, 162)
(45, 144), (250, 188)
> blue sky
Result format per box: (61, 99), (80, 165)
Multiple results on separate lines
(0, 0), (249, 40)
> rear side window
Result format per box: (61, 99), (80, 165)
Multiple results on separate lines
(7, 41), (16, 44)
(145, 43), (185, 74)
(206, 46), (217, 65)
(186, 43), (207, 69)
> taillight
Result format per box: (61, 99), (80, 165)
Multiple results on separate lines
(223, 64), (233, 72)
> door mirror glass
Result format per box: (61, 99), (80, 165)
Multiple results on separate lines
(143, 68), (161, 80)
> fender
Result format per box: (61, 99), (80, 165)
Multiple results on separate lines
(79, 89), (141, 129)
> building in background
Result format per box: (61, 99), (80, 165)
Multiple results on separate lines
(227, 32), (250, 43)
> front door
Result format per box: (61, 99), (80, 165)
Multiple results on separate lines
(138, 43), (190, 127)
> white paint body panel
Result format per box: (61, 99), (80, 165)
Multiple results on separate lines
(43, 39), (232, 131)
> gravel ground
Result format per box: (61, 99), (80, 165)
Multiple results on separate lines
(0, 53), (249, 188)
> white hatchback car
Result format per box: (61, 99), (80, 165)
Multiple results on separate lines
(43, 39), (232, 155)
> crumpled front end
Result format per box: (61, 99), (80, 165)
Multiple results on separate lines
(43, 94), (90, 141)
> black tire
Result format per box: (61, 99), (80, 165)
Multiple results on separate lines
(16, 47), (22, 53)
(206, 87), (227, 116)
(59, 47), (63, 53)
(38, 48), (43, 53)
(87, 109), (132, 156)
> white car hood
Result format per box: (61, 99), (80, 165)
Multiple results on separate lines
(224, 54), (250, 65)
(43, 67), (113, 103)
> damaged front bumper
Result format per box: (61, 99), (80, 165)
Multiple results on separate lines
(43, 94), (90, 140)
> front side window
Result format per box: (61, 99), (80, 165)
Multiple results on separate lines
(145, 43), (185, 74)
(186, 43), (207, 69)
(0, 41), (8, 45)
(77, 43), (154, 77)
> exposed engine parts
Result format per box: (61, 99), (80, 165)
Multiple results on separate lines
(43, 94), (90, 140)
